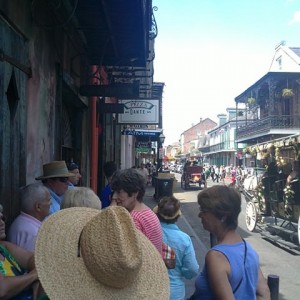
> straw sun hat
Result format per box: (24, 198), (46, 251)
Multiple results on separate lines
(35, 161), (75, 180)
(35, 206), (170, 299)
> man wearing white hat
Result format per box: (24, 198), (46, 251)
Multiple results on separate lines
(35, 161), (75, 214)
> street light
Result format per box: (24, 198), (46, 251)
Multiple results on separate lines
(159, 133), (165, 144)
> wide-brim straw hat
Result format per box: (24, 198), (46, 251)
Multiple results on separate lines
(35, 206), (170, 300)
(35, 161), (75, 180)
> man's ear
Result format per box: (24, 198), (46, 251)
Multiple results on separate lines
(35, 202), (41, 211)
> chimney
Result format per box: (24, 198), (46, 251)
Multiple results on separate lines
(217, 114), (226, 126)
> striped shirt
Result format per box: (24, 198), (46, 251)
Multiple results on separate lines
(130, 209), (163, 255)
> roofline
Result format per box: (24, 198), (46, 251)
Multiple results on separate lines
(235, 71), (300, 102)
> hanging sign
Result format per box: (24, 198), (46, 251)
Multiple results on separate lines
(117, 99), (159, 124)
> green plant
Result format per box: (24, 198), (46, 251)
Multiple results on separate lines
(247, 97), (256, 104)
(255, 182), (266, 212)
(282, 88), (294, 98)
(243, 146), (256, 156)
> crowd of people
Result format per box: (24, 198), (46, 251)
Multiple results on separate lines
(202, 164), (247, 187)
(0, 160), (271, 299)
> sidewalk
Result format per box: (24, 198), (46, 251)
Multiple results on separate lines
(144, 185), (207, 298)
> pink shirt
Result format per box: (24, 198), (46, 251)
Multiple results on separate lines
(130, 209), (162, 255)
(7, 212), (41, 252)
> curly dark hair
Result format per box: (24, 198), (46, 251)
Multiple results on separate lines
(197, 185), (241, 229)
(110, 168), (146, 202)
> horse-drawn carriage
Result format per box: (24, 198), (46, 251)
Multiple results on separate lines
(241, 135), (300, 252)
(181, 163), (205, 190)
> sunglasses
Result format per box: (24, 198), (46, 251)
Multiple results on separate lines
(57, 177), (69, 183)
(0, 214), (7, 222)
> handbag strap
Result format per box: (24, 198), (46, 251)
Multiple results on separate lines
(232, 239), (247, 294)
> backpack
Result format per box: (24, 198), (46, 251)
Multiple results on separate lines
(162, 243), (176, 269)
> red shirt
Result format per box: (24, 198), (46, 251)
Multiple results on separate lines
(130, 209), (163, 255)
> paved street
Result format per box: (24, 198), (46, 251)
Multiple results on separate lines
(144, 174), (300, 300)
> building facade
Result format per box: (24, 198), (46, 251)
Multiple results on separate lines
(0, 1), (157, 221)
(235, 43), (300, 147)
(198, 109), (247, 167)
(179, 118), (217, 158)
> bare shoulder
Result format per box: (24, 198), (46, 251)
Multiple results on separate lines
(206, 249), (227, 262)
(206, 249), (230, 272)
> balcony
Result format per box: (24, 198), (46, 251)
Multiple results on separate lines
(200, 141), (237, 155)
(236, 115), (300, 142)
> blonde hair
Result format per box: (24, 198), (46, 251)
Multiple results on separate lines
(61, 187), (101, 210)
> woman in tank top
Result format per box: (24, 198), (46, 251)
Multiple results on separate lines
(190, 186), (270, 300)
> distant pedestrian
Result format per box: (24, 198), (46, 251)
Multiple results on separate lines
(229, 167), (237, 187)
(214, 166), (220, 183)
(220, 165), (226, 185)
(205, 167), (211, 182)
(154, 196), (199, 300)
(138, 163), (150, 185)
(100, 161), (117, 209)
(67, 162), (82, 187)
(210, 166), (215, 182)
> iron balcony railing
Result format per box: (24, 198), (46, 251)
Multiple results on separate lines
(236, 115), (300, 140)
(204, 141), (237, 154)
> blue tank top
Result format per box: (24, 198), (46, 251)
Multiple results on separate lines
(194, 241), (259, 299)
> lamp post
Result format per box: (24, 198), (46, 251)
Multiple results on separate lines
(157, 132), (165, 173)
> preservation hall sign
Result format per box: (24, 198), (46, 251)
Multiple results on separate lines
(118, 99), (159, 124)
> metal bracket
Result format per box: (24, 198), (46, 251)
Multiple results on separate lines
(0, 49), (32, 77)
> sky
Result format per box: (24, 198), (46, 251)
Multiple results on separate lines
(152, 0), (300, 146)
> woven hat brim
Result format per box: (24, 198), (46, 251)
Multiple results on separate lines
(153, 205), (181, 220)
(35, 207), (170, 300)
(35, 172), (76, 180)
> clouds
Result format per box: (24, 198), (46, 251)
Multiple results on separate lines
(289, 11), (300, 25)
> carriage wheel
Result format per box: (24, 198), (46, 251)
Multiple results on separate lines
(298, 215), (300, 246)
(245, 201), (258, 232)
